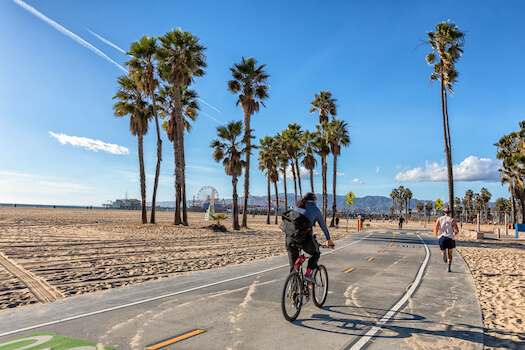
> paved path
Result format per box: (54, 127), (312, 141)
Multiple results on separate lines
(0, 229), (483, 349)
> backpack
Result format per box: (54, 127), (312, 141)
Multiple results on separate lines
(280, 210), (312, 241)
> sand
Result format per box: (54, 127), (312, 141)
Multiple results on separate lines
(0, 207), (523, 349)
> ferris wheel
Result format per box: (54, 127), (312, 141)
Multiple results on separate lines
(197, 186), (219, 206)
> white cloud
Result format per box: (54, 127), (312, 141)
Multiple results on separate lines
(375, 167), (380, 174)
(49, 132), (129, 155)
(282, 165), (318, 179)
(350, 178), (364, 184)
(337, 172), (345, 177)
(13, 0), (128, 73)
(394, 156), (500, 182)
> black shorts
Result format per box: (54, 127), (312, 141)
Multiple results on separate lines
(439, 236), (456, 250)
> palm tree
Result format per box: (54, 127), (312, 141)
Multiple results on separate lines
(464, 189), (474, 221)
(397, 186), (405, 217)
(390, 189), (398, 216)
(425, 202), (434, 222)
(259, 136), (279, 224)
(282, 124), (304, 202)
(495, 197), (507, 224)
(228, 57), (270, 228)
(157, 29), (206, 225)
(480, 187), (492, 222)
(327, 119), (350, 226)
(274, 133), (289, 210)
(425, 21), (465, 217)
(113, 75), (151, 224)
(314, 124), (331, 218)
(404, 188), (412, 218)
(416, 202), (424, 220)
(301, 130), (318, 194)
(211, 121), (247, 230)
(126, 35), (162, 224)
(310, 91), (337, 218)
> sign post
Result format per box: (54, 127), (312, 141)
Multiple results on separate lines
(345, 192), (355, 232)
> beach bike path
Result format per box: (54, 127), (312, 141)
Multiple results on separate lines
(0, 229), (483, 349)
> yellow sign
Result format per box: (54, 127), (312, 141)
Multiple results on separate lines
(346, 192), (355, 200)
(346, 200), (353, 205)
(435, 198), (443, 211)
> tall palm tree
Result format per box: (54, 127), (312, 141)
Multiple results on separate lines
(211, 121), (247, 230)
(157, 29), (206, 225)
(327, 119), (350, 226)
(113, 75), (151, 224)
(126, 35), (162, 224)
(404, 188), (413, 218)
(259, 136), (279, 224)
(425, 21), (465, 218)
(416, 202), (424, 220)
(228, 57), (270, 228)
(480, 187), (492, 222)
(301, 130), (318, 194)
(310, 91), (337, 218)
(275, 133), (289, 210)
(390, 189), (398, 216)
(464, 189), (474, 221)
(314, 124), (331, 218)
(282, 124), (304, 202)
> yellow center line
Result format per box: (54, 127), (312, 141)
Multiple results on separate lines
(144, 330), (205, 350)
(367, 257), (374, 261)
(388, 233), (396, 247)
(379, 250), (385, 253)
(344, 268), (355, 273)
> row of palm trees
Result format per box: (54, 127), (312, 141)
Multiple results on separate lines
(211, 96), (350, 230)
(389, 186), (413, 217)
(113, 29), (352, 228)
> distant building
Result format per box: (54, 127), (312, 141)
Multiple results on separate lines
(102, 198), (141, 210)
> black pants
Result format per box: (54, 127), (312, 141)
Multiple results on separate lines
(285, 234), (320, 271)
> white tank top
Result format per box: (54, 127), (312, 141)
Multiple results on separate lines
(437, 216), (455, 239)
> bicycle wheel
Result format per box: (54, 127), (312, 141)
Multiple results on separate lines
(281, 272), (303, 321)
(312, 265), (328, 308)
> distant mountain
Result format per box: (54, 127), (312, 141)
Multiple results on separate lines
(150, 193), (438, 213)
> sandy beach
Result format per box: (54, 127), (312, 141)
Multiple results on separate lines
(0, 207), (523, 348)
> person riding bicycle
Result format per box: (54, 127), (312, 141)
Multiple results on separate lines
(286, 193), (334, 283)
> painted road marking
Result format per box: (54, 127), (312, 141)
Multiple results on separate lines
(344, 268), (355, 273)
(379, 250), (384, 253)
(0, 332), (114, 350)
(347, 235), (430, 350)
(367, 257), (374, 261)
(388, 233), (396, 247)
(1, 232), (378, 339)
(144, 330), (205, 350)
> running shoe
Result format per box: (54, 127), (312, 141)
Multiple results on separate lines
(442, 251), (448, 263)
(304, 272), (316, 284)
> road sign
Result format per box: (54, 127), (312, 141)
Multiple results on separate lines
(346, 200), (353, 205)
(435, 198), (443, 210)
(346, 192), (355, 200)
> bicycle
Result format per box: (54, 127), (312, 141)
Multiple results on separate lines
(281, 244), (329, 322)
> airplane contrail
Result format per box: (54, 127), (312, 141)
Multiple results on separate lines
(198, 98), (221, 114)
(12, 0), (128, 73)
(85, 28), (127, 54)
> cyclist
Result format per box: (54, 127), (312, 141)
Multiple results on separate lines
(286, 192), (334, 283)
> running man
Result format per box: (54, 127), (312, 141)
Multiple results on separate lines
(433, 207), (459, 272)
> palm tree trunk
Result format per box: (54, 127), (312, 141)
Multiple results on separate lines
(441, 65), (454, 217)
(291, 161), (298, 204)
(173, 140), (181, 225)
(330, 154), (337, 227)
(138, 135), (147, 224)
(232, 176), (240, 230)
(322, 154), (327, 218)
(282, 167), (288, 209)
(242, 109), (251, 228)
(150, 91), (161, 224)
(266, 175), (271, 224)
(172, 85), (185, 225)
(294, 157), (302, 199)
(181, 130), (188, 225)
(310, 169), (314, 194)
(274, 181), (279, 224)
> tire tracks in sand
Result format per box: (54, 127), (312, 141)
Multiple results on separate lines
(0, 252), (64, 303)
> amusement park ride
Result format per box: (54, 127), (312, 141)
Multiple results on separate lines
(191, 186), (287, 220)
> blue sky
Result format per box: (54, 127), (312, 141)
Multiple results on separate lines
(1, 0), (524, 207)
